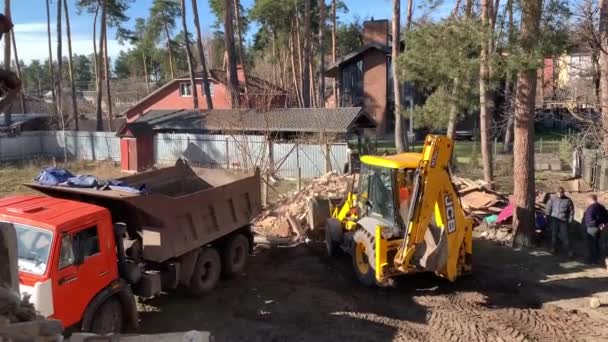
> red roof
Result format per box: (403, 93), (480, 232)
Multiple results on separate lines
(0, 195), (107, 233)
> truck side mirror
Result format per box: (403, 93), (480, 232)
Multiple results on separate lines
(72, 236), (84, 266)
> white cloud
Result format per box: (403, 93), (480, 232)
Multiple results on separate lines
(10, 21), (131, 64)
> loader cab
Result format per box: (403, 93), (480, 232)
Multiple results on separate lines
(358, 153), (422, 233)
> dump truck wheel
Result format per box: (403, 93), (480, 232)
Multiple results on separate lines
(90, 297), (123, 334)
(325, 218), (342, 257)
(222, 234), (250, 276)
(189, 247), (221, 296)
(352, 229), (376, 287)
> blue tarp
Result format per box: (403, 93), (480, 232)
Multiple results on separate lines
(35, 167), (146, 194)
(35, 167), (75, 186)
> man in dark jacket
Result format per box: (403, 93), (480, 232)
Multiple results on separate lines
(545, 187), (575, 256)
(583, 194), (608, 264)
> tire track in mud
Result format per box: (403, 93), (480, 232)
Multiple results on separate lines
(414, 293), (606, 341)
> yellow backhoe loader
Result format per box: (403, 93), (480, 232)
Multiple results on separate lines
(323, 135), (473, 286)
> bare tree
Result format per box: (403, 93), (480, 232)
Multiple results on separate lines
(302, 0), (311, 107)
(180, 0), (199, 109)
(479, 0), (494, 187)
(503, 0), (515, 152)
(393, 0), (408, 152)
(95, 0), (107, 131)
(3, 0), (8, 71)
(104, 27), (112, 128)
(45, 0), (56, 116)
(10, 29), (25, 114)
(513, 0), (542, 247)
(318, 0), (326, 108)
(191, 0), (213, 109)
(64, 0), (78, 130)
(56, 0), (63, 121)
(224, 0), (240, 108)
(331, 0), (338, 105)
(600, 0), (608, 150)
(234, 0), (250, 106)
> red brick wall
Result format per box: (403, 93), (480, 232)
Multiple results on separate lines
(126, 80), (232, 122)
(363, 49), (388, 134)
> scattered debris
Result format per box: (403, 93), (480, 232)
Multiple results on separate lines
(452, 176), (509, 223)
(252, 172), (352, 239)
(589, 297), (601, 309)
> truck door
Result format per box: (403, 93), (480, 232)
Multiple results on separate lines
(52, 225), (114, 328)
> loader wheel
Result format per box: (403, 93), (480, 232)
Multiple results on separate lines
(189, 247), (221, 296)
(352, 229), (376, 287)
(325, 218), (342, 257)
(222, 234), (250, 277)
(90, 297), (123, 334)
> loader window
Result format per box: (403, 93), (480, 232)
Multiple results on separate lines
(368, 166), (396, 223)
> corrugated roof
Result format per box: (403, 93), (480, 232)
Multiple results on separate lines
(125, 107), (375, 135)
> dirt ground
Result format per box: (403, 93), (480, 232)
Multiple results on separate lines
(136, 237), (608, 341)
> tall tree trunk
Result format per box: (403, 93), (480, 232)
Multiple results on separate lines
(3, 0), (9, 70)
(224, 0), (240, 108)
(104, 31), (112, 128)
(142, 52), (150, 94)
(332, 0), (338, 106)
(503, 0), (514, 152)
(191, 0), (213, 109)
(45, 0), (56, 116)
(180, 0), (198, 109)
(289, 32), (302, 107)
(95, 0), (106, 132)
(10, 30), (25, 114)
(513, 0), (542, 247)
(56, 0), (63, 122)
(318, 0), (326, 108)
(447, 79), (459, 140)
(164, 24), (175, 80)
(600, 0), (608, 154)
(92, 4), (99, 93)
(294, 24), (304, 106)
(479, 0), (494, 187)
(233, 0), (250, 106)
(64, 0), (78, 130)
(302, 0), (311, 107)
(393, 0), (408, 152)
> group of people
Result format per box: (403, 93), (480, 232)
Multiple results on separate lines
(545, 186), (608, 266)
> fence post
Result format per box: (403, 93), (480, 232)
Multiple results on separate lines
(296, 143), (302, 191)
(324, 142), (331, 173)
(493, 137), (497, 169)
(267, 137), (274, 176)
(225, 138), (230, 168)
(540, 138), (543, 154)
(262, 173), (269, 207)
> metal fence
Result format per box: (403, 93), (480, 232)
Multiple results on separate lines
(0, 131), (350, 179)
(0, 131), (120, 162)
(154, 133), (349, 178)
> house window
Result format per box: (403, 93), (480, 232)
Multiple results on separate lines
(180, 82), (192, 97)
(340, 60), (363, 106)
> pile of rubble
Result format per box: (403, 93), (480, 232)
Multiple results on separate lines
(452, 176), (510, 224)
(253, 172), (352, 239)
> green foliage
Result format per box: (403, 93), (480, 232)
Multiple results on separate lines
(398, 19), (481, 131)
(558, 136), (574, 164)
(75, 0), (133, 28)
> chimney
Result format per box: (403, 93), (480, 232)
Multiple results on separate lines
(236, 64), (245, 84)
(362, 19), (389, 46)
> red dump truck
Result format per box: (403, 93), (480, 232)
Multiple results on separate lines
(1, 160), (261, 334)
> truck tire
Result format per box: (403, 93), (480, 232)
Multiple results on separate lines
(90, 297), (123, 334)
(351, 229), (376, 287)
(189, 247), (221, 296)
(222, 234), (250, 277)
(325, 218), (342, 257)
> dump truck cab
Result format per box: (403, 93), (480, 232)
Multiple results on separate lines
(0, 195), (138, 333)
(325, 135), (474, 286)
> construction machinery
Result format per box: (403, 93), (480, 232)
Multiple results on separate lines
(324, 135), (473, 286)
(1, 161), (261, 334)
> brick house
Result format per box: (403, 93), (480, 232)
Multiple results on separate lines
(121, 66), (288, 123)
(325, 19), (416, 136)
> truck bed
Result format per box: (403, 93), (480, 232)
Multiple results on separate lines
(27, 160), (262, 262)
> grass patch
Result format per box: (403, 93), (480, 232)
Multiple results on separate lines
(0, 159), (123, 198)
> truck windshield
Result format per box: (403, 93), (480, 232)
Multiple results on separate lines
(9, 223), (54, 276)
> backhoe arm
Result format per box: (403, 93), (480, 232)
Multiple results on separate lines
(394, 135), (473, 281)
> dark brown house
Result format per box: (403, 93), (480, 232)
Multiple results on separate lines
(325, 19), (415, 136)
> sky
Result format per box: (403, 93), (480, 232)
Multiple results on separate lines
(11, 0), (453, 64)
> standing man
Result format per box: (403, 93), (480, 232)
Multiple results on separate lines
(582, 194), (608, 264)
(545, 186), (575, 256)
